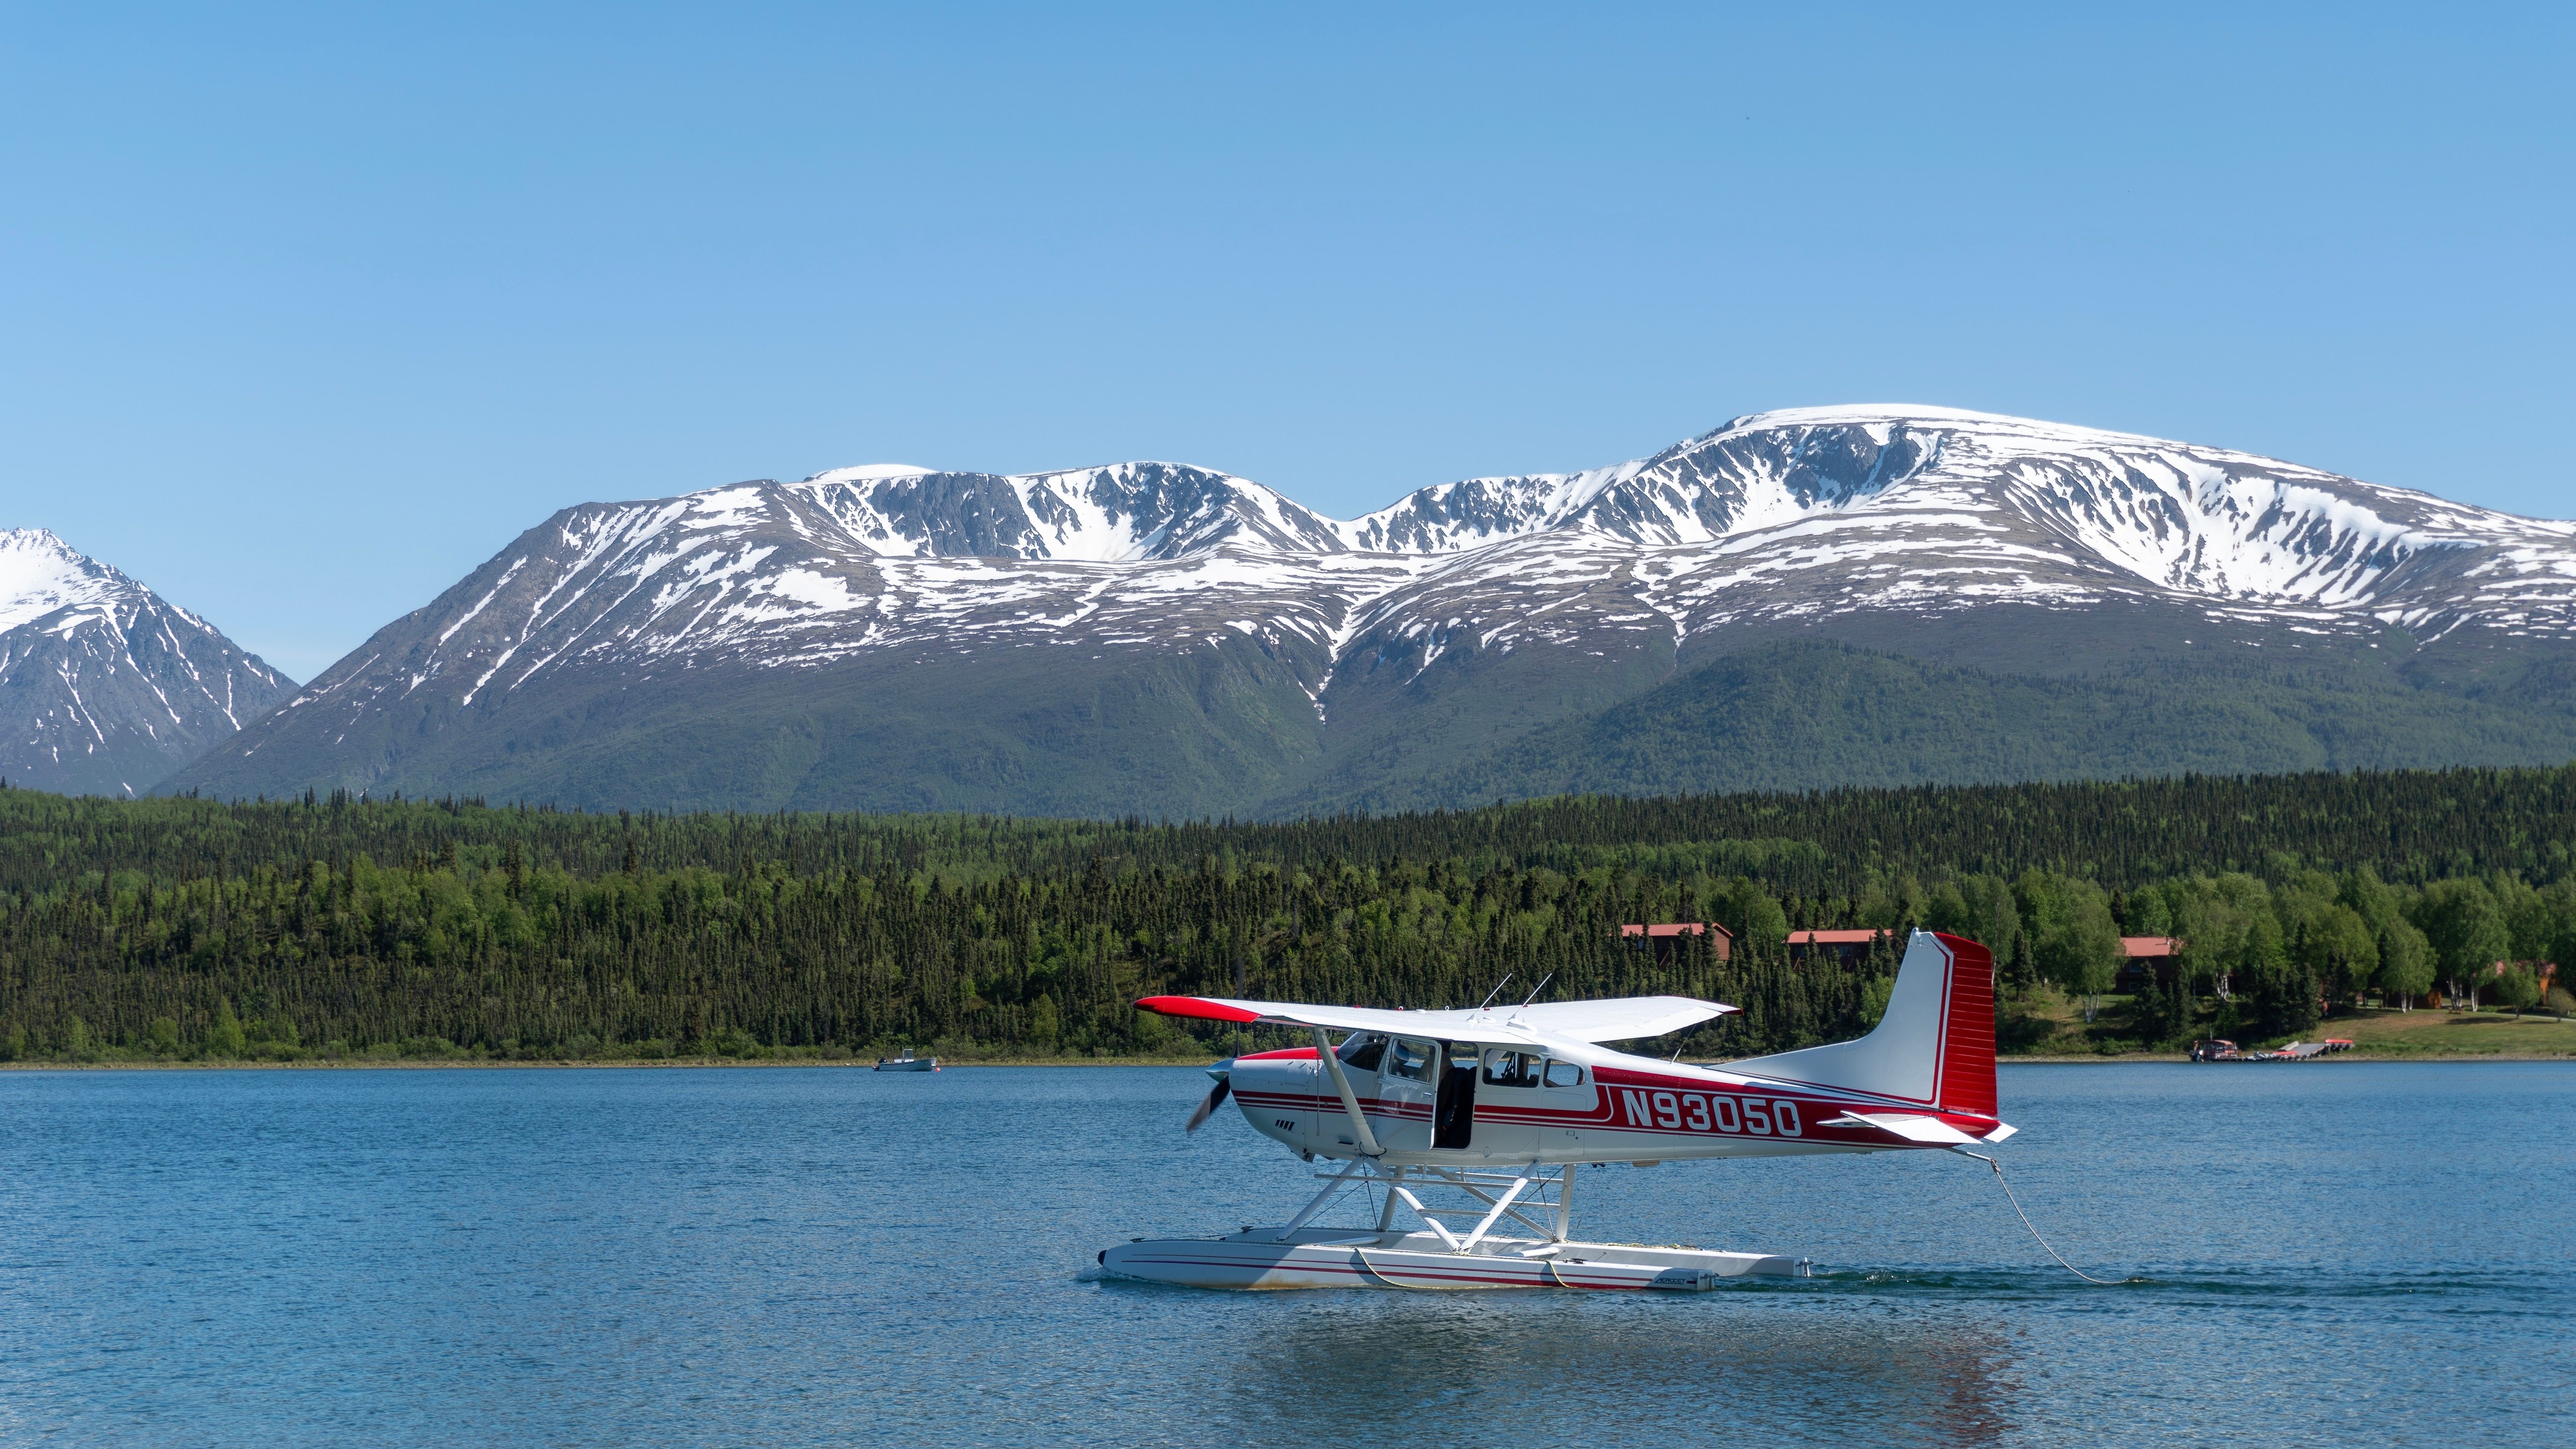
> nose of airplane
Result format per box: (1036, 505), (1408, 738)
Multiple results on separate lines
(1184, 1058), (1239, 1134)
(1213, 1048), (1327, 1151)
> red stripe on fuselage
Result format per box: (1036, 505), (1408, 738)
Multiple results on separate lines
(1231, 1077), (1998, 1144)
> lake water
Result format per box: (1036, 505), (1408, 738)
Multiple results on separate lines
(2, 1062), (2569, 1447)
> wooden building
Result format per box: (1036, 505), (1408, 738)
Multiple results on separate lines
(1786, 928), (1889, 966)
(2118, 936), (2182, 992)
(1619, 921), (1733, 964)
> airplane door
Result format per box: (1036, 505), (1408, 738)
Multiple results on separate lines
(1376, 1036), (1440, 1153)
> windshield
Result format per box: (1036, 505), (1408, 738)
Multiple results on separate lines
(1335, 1033), (1386, 1072)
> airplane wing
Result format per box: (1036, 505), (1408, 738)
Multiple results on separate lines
(1516, 997), (1737, 1042)
(1134, 993), (1734, 1044)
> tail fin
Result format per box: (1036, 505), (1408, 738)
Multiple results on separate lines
(1724, 930), (1997, 1118)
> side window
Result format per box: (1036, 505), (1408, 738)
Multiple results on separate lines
(1385, 1037), (1437, 1083)
(1337, 1033), (1386, 1073)
(1543, 1059), (1584, 1089)
(1483, 1049), (1543, 1088)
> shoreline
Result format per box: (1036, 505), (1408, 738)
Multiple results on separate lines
(9, 1049), (2572, 1072)
(0, 1055), (1236, 1071)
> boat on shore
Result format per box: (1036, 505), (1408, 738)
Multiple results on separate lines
(2190, 1037), (2353, 1062)
(874, 1048), (939, 1072)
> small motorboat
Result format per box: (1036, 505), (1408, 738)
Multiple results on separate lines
(874, 1048), (939, 1072)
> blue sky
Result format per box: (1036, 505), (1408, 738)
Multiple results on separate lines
(5, 3), (2570, 681)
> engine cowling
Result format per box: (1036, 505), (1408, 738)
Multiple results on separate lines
(1222, 1046), (1326, 1154)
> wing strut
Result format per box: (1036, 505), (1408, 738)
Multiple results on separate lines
(1309, 1026), (1383, 1158)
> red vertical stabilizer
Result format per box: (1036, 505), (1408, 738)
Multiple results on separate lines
(1931, 931), (1997, 1119)
(1724, 929), (1999, 1121)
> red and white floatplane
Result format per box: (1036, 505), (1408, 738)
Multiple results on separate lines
(1099, 929), (2012, 1291)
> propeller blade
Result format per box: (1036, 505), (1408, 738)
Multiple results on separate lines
(1184, 1076), (1232, 1134)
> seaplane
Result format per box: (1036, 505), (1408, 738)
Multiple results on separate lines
(1098, 929), (2013, 1291)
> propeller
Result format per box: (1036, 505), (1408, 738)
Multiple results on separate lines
(1184, 1060), (1235, 1134)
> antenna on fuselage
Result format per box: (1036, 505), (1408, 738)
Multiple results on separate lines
(1518, 972), (1554, 1007)
(1475, 974), (1514, 1011)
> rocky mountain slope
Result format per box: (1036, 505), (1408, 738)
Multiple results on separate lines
(165, 406), (2576, 814)
(1, 530), (294, 796)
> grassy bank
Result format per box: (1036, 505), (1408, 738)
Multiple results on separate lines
(2317, 1007), (2576, 1057)
(1994, 994), (2576, 1060)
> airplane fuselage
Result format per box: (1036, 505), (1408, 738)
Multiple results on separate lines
(1224, 1032), (2006, 1168)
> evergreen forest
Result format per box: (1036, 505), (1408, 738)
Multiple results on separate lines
(3, 764), (2573, 1066)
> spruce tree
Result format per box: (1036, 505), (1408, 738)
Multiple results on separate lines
(209, 1000), (247, 1058)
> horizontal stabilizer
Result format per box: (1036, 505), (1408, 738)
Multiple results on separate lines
(1822, 1111), (1982, 1145)
(1136, 993), (1733, 1044)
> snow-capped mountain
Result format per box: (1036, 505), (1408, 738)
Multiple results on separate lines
(1328, 404), (2576, 670)
(0, 529), (294, 796)
(169, 407), (2576, 814)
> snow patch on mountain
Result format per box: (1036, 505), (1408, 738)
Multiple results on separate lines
(808, 464), (935, 482)
(0, 529), (124, 633)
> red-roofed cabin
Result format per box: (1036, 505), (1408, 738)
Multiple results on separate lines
(1620, 921), (1732, 964)
(2457, 958), (2559, 1008)
(2118, 936), (2182, 992)
(2483, 959), (2557, 986)
(1786, 929), (1889, 965)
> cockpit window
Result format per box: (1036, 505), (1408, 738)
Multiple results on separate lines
(1482, 1049), (1544, 1088)
(1336, 1033), (1386, 1073)
(1543, 1059), (1584, 1089)
(1385, 1037), (1437, 1083)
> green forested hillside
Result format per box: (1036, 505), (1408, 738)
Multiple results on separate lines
(5, 766), (2574, 1065)
(48, 758), (2576, 890)
(1314, 640), (2576, 813)
(189, 638), (1341, 821)
(164, 614), (2576, 822)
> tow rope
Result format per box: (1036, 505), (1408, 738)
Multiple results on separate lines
(1952, 1149), (2140, 1286)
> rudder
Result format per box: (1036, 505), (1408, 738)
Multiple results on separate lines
(1932, 931), (1996, 1117)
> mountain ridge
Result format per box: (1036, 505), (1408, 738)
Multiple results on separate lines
(1, 529), (295, 796)
(161, 405), (2576, 814)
